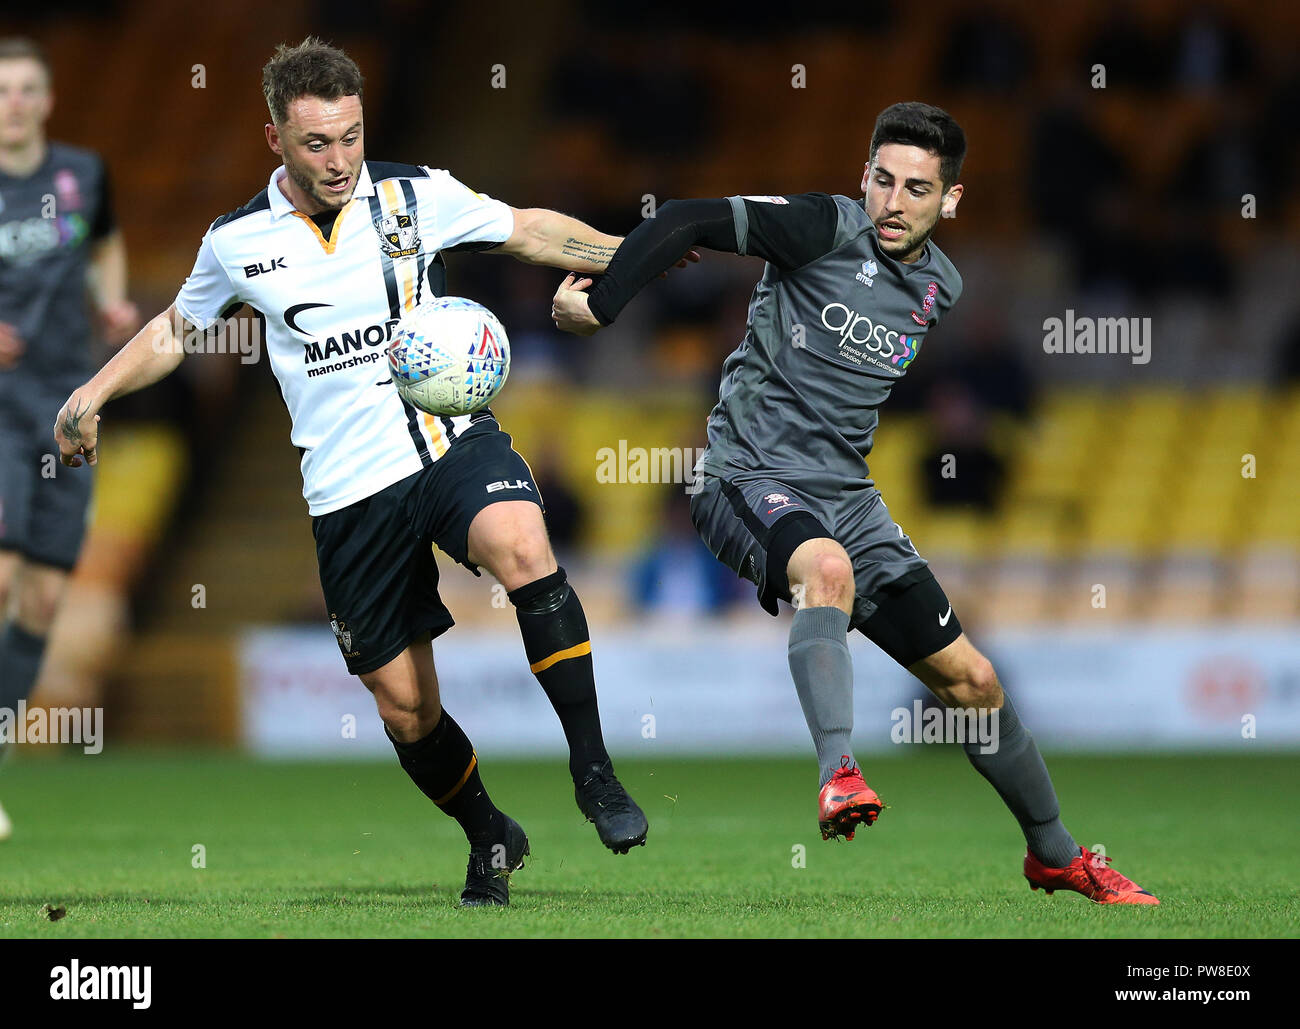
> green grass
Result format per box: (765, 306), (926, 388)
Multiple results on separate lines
(0, 750), (1295, 938)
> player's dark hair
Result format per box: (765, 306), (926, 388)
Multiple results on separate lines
(0, 37), (52, 82)
(262, 36), (364, 126)
(869, 102), (966, 189)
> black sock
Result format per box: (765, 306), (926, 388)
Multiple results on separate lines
(387, 710), (504, 849)
(508, 568), (611, 780)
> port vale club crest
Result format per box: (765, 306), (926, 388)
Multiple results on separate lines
(374, 211), (421, 258)
(330, 615), (353, 653)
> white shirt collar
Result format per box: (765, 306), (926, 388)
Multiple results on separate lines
(267, 161), (376, 218)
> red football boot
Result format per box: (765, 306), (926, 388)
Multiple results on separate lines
(817, 756), (882, 841)
(1024, 846), (1160, 905)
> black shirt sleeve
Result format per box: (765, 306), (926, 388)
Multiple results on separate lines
(732, 192), (840, 271)
(586, 197), (737, 326)
(90, 162), (117, 241)
(584, 193), (842, 326)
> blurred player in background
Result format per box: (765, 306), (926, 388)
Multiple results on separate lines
(552, 102), (1159, 905)
(52, 38), (654, 906)
(0, 38), (139, 841)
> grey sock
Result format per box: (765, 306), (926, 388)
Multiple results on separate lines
(963, 693), (1079, 867)
(788, 606), (855, 786)
(1, 623), (49, 757)
(0, 623), (47, 708)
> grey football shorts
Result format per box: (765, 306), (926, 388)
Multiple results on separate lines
(689, 472), (963, 667)
(0, 386), (93, 571)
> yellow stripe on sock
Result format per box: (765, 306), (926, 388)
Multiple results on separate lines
(434, 752), (477, 806)
(529, 641), (591, 674)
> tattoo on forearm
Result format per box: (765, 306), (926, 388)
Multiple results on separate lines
(62, 397), (90, 445)
(560, 237), (618, 268)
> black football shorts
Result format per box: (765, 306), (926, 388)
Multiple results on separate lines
(311, 422), (543, 675)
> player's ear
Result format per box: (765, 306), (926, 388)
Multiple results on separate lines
(941, 182), (964, 219)
(265, 122), (282, 156)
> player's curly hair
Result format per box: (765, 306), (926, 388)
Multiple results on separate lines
(869, 102), (966, 189)
(262, 36), (364, 126)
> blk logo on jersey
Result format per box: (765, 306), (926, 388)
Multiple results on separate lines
(244, 257), (287, 277)
(374, 211), (421, 258)
(486, 479), (533, 493)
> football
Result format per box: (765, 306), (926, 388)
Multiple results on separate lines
(386, 296), (511, 416)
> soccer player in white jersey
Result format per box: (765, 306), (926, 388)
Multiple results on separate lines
(52, 37), (651, 907)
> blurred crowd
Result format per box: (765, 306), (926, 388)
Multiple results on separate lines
(12, 0), (1299, 622)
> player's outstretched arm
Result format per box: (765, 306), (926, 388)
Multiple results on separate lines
(54, 304), (191, 467)
(496, 207), (625, 273)
(551, 198), (738, 336)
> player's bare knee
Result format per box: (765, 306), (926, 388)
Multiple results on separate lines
(16, 581), (63, 633)
(514, 535), (554, 580)
(798, 552), (854, 609)
(361, 668), (441, 741)
(492, 534), (555, 589)
(0, 557), (16, 609)
(974, 659), (1003, 708)
(953, 657), (1000, 709)
(372, 689), (440, 742)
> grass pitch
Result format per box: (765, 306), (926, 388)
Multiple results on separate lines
(0, 750), (1294, 938)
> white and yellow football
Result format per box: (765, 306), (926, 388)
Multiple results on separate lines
(387, 296), (510, 416)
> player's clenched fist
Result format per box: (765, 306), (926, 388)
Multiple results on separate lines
(54, 393), (102, 467)
(551, 273), (601, 336)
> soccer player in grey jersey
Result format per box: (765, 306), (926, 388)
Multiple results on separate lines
(0, 39), (138, 841)
(552, 102), (1159, 905)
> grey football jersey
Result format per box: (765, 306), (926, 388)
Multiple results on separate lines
(0, 142), (115, 396)
(697, 193), (962, 499)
